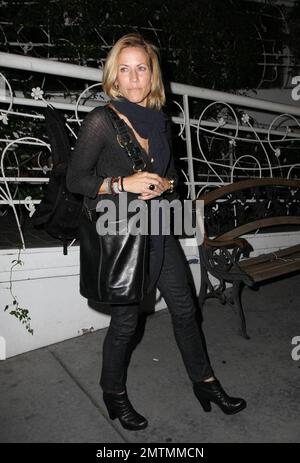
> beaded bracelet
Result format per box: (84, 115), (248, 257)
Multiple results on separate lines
(103, 176), (125, 195)
(112, 176), (126, 195)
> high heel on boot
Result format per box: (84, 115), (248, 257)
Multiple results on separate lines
(193, 379), (246, 415)
(103, 389), (148, 430)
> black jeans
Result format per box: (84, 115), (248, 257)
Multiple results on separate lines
(99, 234), (214, 393)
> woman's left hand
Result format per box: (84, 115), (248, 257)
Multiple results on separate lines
(138, 177), (170, 200)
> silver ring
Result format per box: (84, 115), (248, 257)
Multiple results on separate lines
(148, 184), (156, 191)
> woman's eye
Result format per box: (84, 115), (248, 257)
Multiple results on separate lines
(120, 67), (128, 72)
(138, 66), (146, 71)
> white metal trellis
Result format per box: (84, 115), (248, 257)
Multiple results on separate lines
(1, 52), (300, 248)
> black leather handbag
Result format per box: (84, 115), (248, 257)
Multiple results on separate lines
(79, 106), (150, 304)
(80, 209), (149, 304)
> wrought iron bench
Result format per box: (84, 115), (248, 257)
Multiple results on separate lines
(196, 178), (300, 339)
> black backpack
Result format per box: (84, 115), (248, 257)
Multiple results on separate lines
(32, 106), (83, 255)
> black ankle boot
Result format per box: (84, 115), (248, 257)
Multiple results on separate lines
(193, 379), (246, 415)
(103, 389), (148, 431)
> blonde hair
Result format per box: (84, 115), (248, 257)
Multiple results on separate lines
(102, 33), (165, 110)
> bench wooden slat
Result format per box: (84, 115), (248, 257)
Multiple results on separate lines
(243, 255), (300, 274)
(238, 244), (300, 267)
(237, 244), (300, 282)
(246, 260), (300, 283)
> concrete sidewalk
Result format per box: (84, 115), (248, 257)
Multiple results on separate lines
(1, 274), (300, 443)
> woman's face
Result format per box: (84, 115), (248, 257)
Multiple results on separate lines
(115, 46), (152, 107)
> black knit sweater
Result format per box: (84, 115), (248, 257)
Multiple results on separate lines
(66, 104), (179, 210)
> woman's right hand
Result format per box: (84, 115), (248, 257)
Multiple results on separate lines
(123, 171), (165, 199)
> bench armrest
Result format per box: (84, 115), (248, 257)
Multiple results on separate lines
(203, 237), (253, 257)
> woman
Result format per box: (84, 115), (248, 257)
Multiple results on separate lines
(67, 33), (246, 431)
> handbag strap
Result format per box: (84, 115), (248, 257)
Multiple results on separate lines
(105, 106), (147, 172)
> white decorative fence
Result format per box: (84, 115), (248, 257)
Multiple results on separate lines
(1, 52), (300, 249)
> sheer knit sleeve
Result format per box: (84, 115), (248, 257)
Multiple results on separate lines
(66, 107), (107, 199)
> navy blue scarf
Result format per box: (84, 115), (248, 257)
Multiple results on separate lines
(112, 97), (170, 175)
